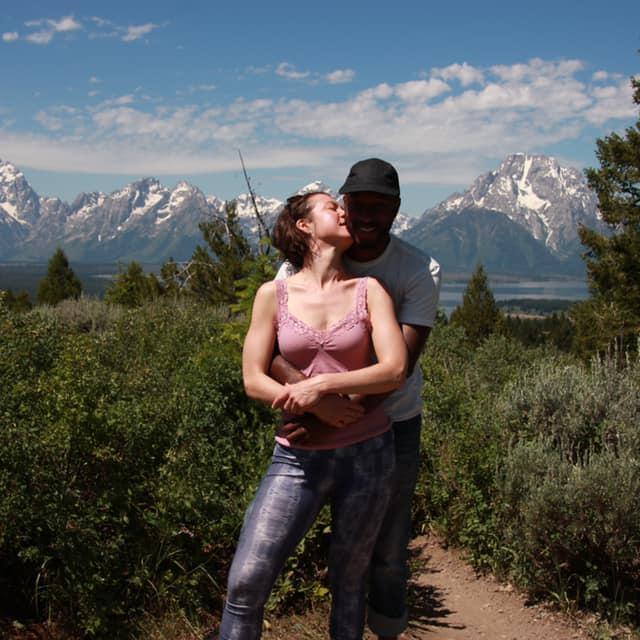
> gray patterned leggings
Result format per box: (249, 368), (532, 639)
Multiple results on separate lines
(218, 431), (394, 640)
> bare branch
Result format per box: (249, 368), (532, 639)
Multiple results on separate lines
(238, 149), (271, 249)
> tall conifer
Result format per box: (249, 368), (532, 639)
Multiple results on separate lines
(450, 264), (502, 346)
(574, 75), (640, 355)
(37, 248), (82, 306)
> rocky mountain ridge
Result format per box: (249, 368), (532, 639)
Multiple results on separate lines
(421, 153), (601, 261)
(0, 155), (602, 275)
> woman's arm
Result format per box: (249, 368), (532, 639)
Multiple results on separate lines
(272, 278), (407, 413)
(242, 281), (287, 404)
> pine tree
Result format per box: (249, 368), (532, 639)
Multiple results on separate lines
(450, 264), (502, 346)
(161, 200), (257, 308)
(574, 75), (640, 355)
(37, 248), (82, 306)
(104, 261), (163, 307)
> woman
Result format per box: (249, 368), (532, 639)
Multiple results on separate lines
(217, 192), (407, 640)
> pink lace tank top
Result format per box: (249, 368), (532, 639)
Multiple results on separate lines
(275, 277), (390, 450)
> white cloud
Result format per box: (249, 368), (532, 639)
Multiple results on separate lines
(34, 111), (64, 131)
(360, 84), (394, 100)
(24, 15), (82, 45)
(3, 57), (636, 189)
(395, 78), (450, 102)
(34, 105), (80, 132)
(89, 76), (101, 84)
(272, 58), (633, 161)
(2, 32), (19, 42)
(324, 69), (356, 84)
(490, 58), (584, 82)
(81, 16), (164, 42)
(592, 70), (609, 82)
(95, 95), (136, 108)
(122, 23), (159, 42)
(26, 31), (55, 45)
(276, 62), (310, 80)
(0, 130), (337, 176)
(585, 80), (635, 125)
(432, 62), (484, 87)
(276, 64), (357, 85)
(52, 16), (82, 32)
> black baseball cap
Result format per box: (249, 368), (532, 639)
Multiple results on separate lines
(338, 158), (400, 197)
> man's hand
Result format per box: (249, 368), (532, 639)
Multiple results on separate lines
(278, 394), (365, 444)
(279, 421), (312, 442)
(310, 394), (365, 427)
(279, 395), (364, 441)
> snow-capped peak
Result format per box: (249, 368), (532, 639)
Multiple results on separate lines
(425, 153), (600, 258)
(0, 159), (41, 225)
(0, 159), (23, 184)
(294, 180), (335, 197)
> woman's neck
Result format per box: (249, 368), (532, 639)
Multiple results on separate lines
(299, 246), (346, 289)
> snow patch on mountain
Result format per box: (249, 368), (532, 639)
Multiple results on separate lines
(0, 200), (19, 221)
(423, 153), (601, 258)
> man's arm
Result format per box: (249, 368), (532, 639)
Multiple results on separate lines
(270, 354), (305, 384)
(358, 322), (431, 412)
(403, 323), (431, 376)
(270, 355), (365, 431)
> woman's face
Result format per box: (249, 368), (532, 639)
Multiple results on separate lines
(303, 193), (353, 249)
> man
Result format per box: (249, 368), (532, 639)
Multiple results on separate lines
(273, 158), (441, 640)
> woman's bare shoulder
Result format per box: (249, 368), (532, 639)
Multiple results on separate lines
(364, 276), (390, 297)
(257, 280), (277, 296)
(253, 280), (278, 311)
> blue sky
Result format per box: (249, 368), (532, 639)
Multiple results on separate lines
(1, 1), (639, 215)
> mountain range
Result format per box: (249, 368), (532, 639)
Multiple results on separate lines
(0, 154), (604, 276)
(408, 153), (603, 275)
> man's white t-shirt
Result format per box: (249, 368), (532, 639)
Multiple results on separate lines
(275, 234), (441, 422)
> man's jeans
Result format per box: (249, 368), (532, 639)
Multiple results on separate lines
(367, 414), (422, 636)
(219, 431), (395, 640)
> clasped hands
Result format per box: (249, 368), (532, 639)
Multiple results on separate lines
(271, 378), (364, 429)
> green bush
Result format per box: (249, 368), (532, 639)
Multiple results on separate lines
(32, 295), (126, 333)
(494, 357), (640, 622)
(417, 324), (640, 626)
(417, 327), (543, 566)
(0, 300), (276, 637)
(498, 441), (639, 620)
(4, 295), (640, 634)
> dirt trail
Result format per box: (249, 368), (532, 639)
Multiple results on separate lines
(265, 535), (597, 640)
(392, 535), (590, 640)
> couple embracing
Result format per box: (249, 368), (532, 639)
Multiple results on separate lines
(216, 159), (441, 640)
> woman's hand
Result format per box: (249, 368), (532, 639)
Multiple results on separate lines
(271, 378), (325, 414)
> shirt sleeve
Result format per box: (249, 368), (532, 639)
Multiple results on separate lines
(274, 260), (297, 280)
(396, 256), (442, 328)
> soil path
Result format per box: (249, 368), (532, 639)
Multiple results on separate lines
(392, 535), (590, 640)
(265, 535), (593, 640)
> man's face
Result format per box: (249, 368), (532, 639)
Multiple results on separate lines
(343, 192), (400, 253)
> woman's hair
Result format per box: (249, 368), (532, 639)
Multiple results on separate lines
(272, 192), (327, 269)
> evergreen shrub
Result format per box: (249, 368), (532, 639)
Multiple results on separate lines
(495, 357), (640, 622)
(417, 324), (640, 625)
(417, 326), (543, 567)
(0, 300), (276, 637)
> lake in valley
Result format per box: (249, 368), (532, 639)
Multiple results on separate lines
(1, 263), (590, 314)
